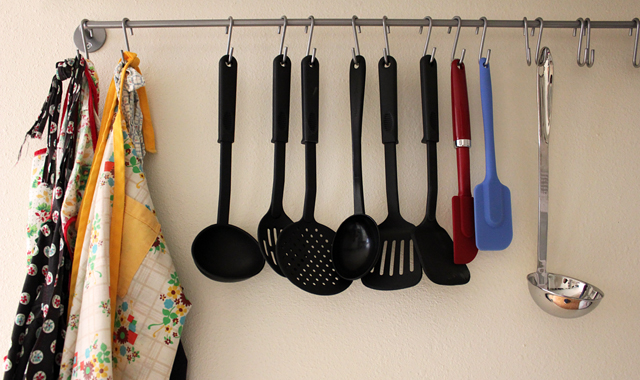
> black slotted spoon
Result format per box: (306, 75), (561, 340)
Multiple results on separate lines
(258, 54), (293, 276)
(362, 56), (422, 290)
(276, 55), (352, 295)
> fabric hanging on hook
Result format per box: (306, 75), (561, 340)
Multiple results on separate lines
(4, 55), (99, 380)
(60, 52), (190, 380)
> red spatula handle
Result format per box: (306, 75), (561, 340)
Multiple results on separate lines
(451, 60), (472, 197)
(451, 60), (471, 142)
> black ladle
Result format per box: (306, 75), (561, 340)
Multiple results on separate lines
(192, 55), (265, 282)
(412, 55), (470, 285)
(332, 55), (381, 280)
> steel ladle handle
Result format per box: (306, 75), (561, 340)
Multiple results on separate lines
(536, 47), (553, 289)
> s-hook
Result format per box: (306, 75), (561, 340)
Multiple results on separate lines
(574, 18), (587, 66)
(523, 17), (531, 66)
(277, 16), (288, 63)
(632, 18), (640, 68)
(583, 18), (596, 67)
(448, 16), (466, 66)
(419, 16), (436, 61)
(80, 19), (90, 59)
(225, 16), (234, 64)
(532, 17), (545, 66)
(305, 16), (316, 64)
(121, 18), (133, 62)
(351, 15), (361, 65)
(382, 15), (391, 65)
(476, 16), (490, 66)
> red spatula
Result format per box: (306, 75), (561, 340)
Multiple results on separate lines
(451, 59), (478, 264)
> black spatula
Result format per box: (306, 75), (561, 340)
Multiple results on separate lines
(362, 56), (422, 290)
(413, 54), (470, 286)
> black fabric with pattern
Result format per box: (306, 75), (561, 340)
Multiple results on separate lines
(4, 55), (88, 380)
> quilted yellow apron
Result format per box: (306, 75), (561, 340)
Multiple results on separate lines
(60, 52), (191, 380)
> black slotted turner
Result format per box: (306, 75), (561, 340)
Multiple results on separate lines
(276, 55), (352, 295)
(258, 54), (294, 276)
(362, 56), (422, 290)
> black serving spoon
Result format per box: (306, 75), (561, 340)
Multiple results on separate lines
(192, 55), (265, 282)
(332, 55), (381, 280)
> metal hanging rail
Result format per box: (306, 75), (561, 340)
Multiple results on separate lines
(74, 17), (640, 67)
(79, 17), (636, 29)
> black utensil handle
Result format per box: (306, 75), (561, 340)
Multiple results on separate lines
(420, 55), (439, 143)
(383, 143), (401, 216)
(301, 55), (319, 144)
(217, 142), (232, 225)
(350, 55), (366, 215)
(302, 143), (317, 222)
(420, 55), (440, 221)
(425, 142), (438, 221)
(272, 54), (291, 143)
(301, 55), (319, 221)
(270, 142), (286, 217)
(379, 56), (398, 144)
(218, 55), (237, 143)
(216, 55), (237, 225)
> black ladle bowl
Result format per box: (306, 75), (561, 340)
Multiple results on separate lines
(333, 214), (380, 280)
(192, 224), (264, 282)
(191, 55), (265, 282)
(332, 55), (381, 280)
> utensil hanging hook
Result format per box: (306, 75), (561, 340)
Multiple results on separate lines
(419, 16), (436, 62)
(277, 15), (288, 63)
(523, 18), (531, 66)
(121, 18), (133, 62)
(80, 19), (90, 59)
(533, 17), (545, 66)
(351, 15), (361, 65)
(447, 16), (466, 66)
(305, 16), (316, 64)
(225, 16), (234, 64)
(382, 16), (391, 65)
(476, 16), (490, 66)
(632, 18), (640, 68)
(574, 18), (587, 67)
(583, 18), (595, 67)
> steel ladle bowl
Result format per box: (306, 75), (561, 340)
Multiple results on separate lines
(527, 273), (604, 318)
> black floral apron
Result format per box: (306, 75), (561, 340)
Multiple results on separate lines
(4, 55), (93, 380)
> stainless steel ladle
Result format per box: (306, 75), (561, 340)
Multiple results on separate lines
(527, 47), (604, 318)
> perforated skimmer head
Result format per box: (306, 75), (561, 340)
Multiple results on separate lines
(276, 221), (351, 295)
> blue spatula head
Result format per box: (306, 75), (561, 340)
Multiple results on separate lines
(473, 179), (512, 250)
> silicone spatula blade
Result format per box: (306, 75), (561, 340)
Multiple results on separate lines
(474, 57), (513, 250)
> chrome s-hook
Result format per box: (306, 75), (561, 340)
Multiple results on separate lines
(533, 17), (545, 66)
(80, 19), (90, 59)
(523, 17), (531, 66)
(419, 16), (436, 61)
(225, 16), (234, 64)
(305, 16), (316, 64)
(121, 18), (133, 62)
(447, 16), (466, 65)
(476, 16), (490, 66)
(574, 18), (587, 66)
(277, 15), (288, 63)
(382, 16), (391, 65)
(351, 15), (362, 64)
(583, 18), (595, 67)
(632, 18), (640, 68)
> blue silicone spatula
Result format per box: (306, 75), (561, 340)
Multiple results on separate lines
(473, 57), (513, 250)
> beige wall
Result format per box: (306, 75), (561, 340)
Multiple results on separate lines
(1, 1), (639, 379)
